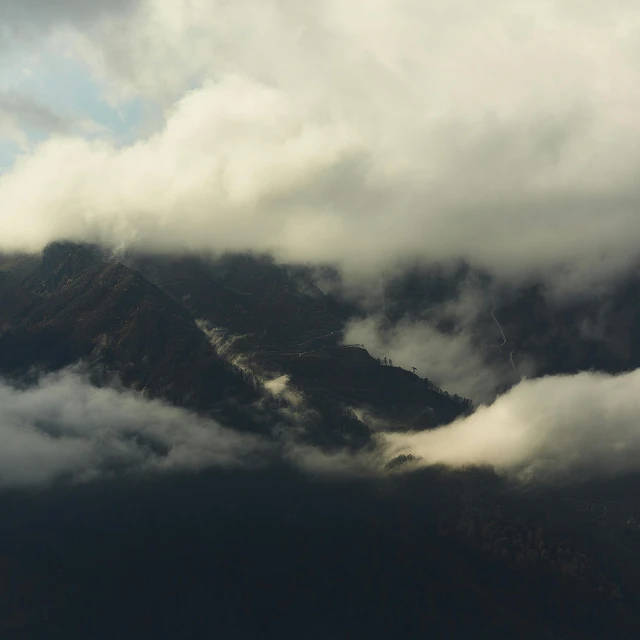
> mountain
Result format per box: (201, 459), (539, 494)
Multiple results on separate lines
(374, 262), (640, 396)
(3, 245), (640, 638)
(491, 277), (640, 378)
(0, 243), (267, 434)
(0, 243), (471, 449)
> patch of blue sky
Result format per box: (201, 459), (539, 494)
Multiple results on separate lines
(0, 141), (20, 174)
(15, 54), (149, 140)
(0, 45), (163, 171)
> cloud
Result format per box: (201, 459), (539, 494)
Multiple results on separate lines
(382, 367), (640, 484)
(5, 345), (640, 489)
(0, 110), (26, 147)
(0, 0), (139, 29)
(0, 368), (272, 487)
(0, 0), (140, 63)
(282, 441), (380, 478)
(0, 360), (381, 488)
(0, 91), (69, 133)
(2, 1), (640, 290)
(344, 315), (507, 405)
(0, 76), (359, 254)
(342, 277), (538, 404)
(0, 91), (102, 147)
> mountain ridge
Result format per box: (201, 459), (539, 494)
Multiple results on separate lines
(0, 243), (472, 450)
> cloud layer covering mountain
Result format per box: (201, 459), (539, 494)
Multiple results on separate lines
(6, 363), (640, 488)
(1, 1), (640, 292)
(0, 364), (381, 487)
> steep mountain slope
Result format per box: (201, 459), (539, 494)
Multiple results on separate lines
(0, 243), (263, 432)
(0, 244), (471, 448)
(130, 252), (351, 352)
(130, 252), (471, 429)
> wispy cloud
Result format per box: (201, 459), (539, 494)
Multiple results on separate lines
(6, 362), (640, 489)
(344, 315), (506, 405)
(0, 358), (382, 488)
(0, 0), (138, 31)
(342, 276), (537, 404)
(0, 367), (272, 487)
(0, 90), (104, 148)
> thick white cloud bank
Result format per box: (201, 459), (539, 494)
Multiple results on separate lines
(382, 368), (640, 484)
(0, 368), (272, 487)
(1, 0), (640, 288)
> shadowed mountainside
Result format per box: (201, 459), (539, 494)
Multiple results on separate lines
(373, 263), (640, 395)
(0, 244), (471, 446)
(4, 246), (640, 637)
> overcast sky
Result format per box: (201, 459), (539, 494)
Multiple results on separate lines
(0, 0), (638, 291)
